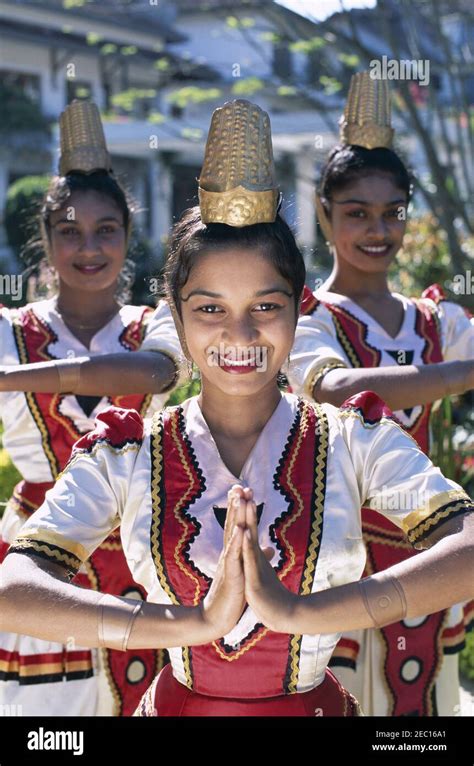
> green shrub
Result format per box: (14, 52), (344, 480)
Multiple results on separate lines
(5, 175), (50, 259)
(460, 630), (474, 682)
(0, 425), (21, 519)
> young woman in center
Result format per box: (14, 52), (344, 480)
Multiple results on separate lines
(1, 99), (473, 716)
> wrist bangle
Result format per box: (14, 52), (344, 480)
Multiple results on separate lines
(57, 360), (82, 393)
(358, 574), (407, 628)
(97, 593), (143, 652)
(304, 361), (347, 400)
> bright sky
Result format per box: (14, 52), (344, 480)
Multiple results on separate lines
(275, 0), (377, 22)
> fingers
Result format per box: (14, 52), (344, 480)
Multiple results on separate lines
(224, 485), (243, 548)
(224, 525), (244, 579)
(245, 499), (258, 544)
(242, 527), (260, 585)
(224, 486), (256, 550)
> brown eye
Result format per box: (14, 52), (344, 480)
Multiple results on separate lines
(196, 305), (223, 314)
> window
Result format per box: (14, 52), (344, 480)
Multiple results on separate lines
(0, 70), (41, 103)
(273, 40), (292, 80)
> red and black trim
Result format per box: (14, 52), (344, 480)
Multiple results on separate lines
(299, 285), (319, 316)
(6, 538), (82, 579)
(406, 498), (474, 549)
(328, 638), (360, 671)
(339, 390), (397, 426)
(0, 648), (94, 684)
(323, 302), (381, 368)
(149, 399), (329, 698)
(70, 407), (144, 458)
(362, 508), (448, 716)
(119, 306), (154, 351)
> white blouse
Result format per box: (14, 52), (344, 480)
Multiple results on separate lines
(9, 391), (472, 698)
(0, 298), (182, 483)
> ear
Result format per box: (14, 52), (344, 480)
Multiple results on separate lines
(315, 194), (333, 244)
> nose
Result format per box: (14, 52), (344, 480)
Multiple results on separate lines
(78, 232), (101, 253)
(366, 215), (389, 239)
(221, 313), (259, 346)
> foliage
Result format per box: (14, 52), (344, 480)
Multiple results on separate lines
(231, 78), (265, 97)
(460, 630), (474, 682)
(166, 87), (222, 109)
(5, 176), (50, 258)
(0, 425), (21, 520)
(0, 84), (50, 134)
(389, 214), (473, 310)
(110, 88), (157, 112)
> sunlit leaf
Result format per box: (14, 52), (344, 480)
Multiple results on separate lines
(167, 87), (221, 108)
(120, 46), (138, 56)
(100, 43), (117, 55)
(290, 36), (326, 53)
(148, 111), (166, 124)
(86, 32), (102, 45)
(231, 77), (264, 96)
(277, 85), (297, 96)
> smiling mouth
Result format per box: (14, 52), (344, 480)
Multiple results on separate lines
(219, 356), (258, 373)
(73, 263), (107, 274)
(357, 244), (392, 257)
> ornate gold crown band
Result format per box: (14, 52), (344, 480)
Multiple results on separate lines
(59, 100), (112, 176)
(198, 99), (279, 227)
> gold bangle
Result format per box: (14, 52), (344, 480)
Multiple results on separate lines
(57, 360), (82, 393)
(97, 593), (143, 652)
(358, 574), (407, 628)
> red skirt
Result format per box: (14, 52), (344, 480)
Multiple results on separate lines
(133, 663), (362, 717)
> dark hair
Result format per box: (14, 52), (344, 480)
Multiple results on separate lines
(41, 170), (133, 237)
(164, 206), (306, 319)
(319, 144), (413, 207)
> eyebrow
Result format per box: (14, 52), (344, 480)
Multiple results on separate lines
(52, 216), (123, 227)
(333, 198), (407, 206)
(181, 287), (293, 301)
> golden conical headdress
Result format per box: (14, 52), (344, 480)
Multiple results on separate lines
(198, 99), (279, 227)
(316, 71), (394, 242)
(339, 70), (394, 150)
(59, 100), (112, 176)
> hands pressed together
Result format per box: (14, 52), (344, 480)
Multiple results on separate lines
(201, 485), (298, 641)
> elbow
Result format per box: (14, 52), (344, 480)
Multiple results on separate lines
(317, 370), (353, 407)
(0, 574), (26, 631)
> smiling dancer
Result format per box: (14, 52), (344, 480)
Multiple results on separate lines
(288, 72), (474, 716)
(1, 99), (473, 717)
(0, 101), (181, 715)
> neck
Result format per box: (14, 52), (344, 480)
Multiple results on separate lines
(198, 378), (282, 441)
(56, 281), (120, 322)
(322, 258), (391, 300)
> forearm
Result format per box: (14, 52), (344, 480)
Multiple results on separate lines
(0, 351), (176, 395)
(0, 553), (211, 649)
(290, 519), (474, 635)
(316, 360), (473, 410)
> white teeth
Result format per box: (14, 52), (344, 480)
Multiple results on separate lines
(360, 246), (389, 253)
(220, 358), (255, 367)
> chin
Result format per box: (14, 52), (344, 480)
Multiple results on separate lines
(210, 370), (276, 396)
